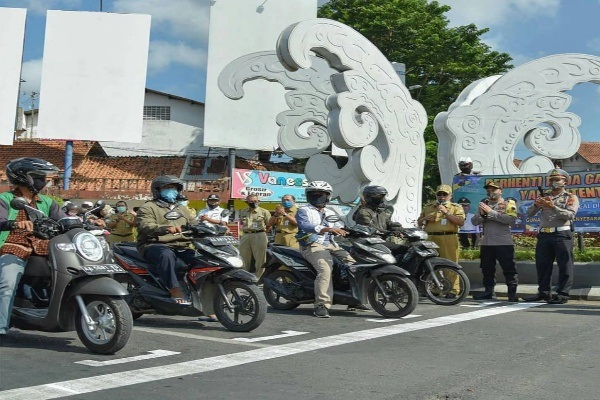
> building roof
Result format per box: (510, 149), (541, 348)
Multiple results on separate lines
(578, 142), (600, 164)
(0, 139), (104, 180)
(145, 88), (204, 106)
(74, 156), (186, 180)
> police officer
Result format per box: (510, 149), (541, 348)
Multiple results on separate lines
(471, 181), (519, 301)
(524, 168), (579, 304)
(266, 194), (298, 248)
(238, 194), (271, 278)
(417, 184), (465, 298)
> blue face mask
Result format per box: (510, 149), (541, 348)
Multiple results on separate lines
(160, 188), (178, 203)
(116, 206), (126, 213)
(282, 200), (293, 208)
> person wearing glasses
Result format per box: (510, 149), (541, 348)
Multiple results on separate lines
(416, 184), (465, 298)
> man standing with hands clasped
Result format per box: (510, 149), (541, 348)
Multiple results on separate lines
(266, 194), (298, 248)
(471, 181), (519, 301)
(417, 184), (465, 299)
(524, 168), (579, 304)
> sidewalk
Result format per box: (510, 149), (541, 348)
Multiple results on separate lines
(460, 260), (600, 301)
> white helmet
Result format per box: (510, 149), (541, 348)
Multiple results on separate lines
(305, 180), (333, 194)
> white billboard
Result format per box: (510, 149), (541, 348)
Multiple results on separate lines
(204, 0), (317, 150)
(0, 8), (27, 145)
(37, 11), (150, 142)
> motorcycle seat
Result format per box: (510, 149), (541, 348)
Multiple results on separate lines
(24, 256), (51, 278)
(271, 244), (304, 259)
(115, 244), (147, 263)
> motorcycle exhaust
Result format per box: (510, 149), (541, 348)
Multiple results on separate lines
(263, 278), (293, 298)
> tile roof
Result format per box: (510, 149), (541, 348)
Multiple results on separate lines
(0, 139), (101, 181)
(74, 156), (186, 179)
(578, 142), (600, 163)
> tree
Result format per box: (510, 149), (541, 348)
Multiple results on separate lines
(318, 0), (512, 196)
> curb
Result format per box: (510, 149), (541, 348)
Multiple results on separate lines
(461, 260), (600, 301)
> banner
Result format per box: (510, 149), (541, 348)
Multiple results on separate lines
(452, 171), (600, 233)
(231, 168), (308, 202)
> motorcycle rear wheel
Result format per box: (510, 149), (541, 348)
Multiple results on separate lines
(262, 269), (301, 310)
(214, 281), (266, 332)
(75, 295), (133, 354)
(423, 266), (470, 305)
(367, 274), (418, 318)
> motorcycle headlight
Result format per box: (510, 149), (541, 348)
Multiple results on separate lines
(74, 232), (104, 261)
(380, 253), (397, 264)
(196, 242), (243, 268)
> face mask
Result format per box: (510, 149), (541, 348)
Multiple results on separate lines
(160, 188), (178, 203)
(248, 202), (258, 209)
(282, 200), (293, 208)
(550, 181), (565, 190)
(488, 192), (501, 201)
(116, 206), (126, 213)
(308, 194), (329, 208)
(179, 201), (189, 207)
(32, 176), (49, 192)
(208, 203), (218, 209)
(437, 200), (448, 206)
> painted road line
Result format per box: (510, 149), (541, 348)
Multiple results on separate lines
(75, 350), (180, 367)
(460, 301), (500, 308)
(233, 330), (309, 343)
(133, 327), (270, 348)
(1, 303), (542, 400)
(365, 315), (422, 323)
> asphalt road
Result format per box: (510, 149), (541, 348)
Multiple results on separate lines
(1, 298), (599, 400)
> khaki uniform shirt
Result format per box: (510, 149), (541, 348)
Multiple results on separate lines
(419, 202), (465, 233)
(526, 190), (579, 228)
(272, 205), (298, 234)
(239, 206), (271, 233)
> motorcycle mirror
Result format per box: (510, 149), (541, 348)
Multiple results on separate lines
(10, 197), (28, 210)
(164, 210), (184, 220)
(95, 200), (105, 208)
(324, 215), (341, 223)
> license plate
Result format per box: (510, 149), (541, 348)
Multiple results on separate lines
(366, 237), (385, 244)
(206, 236), (239, 246)
(421, 241), (440, 249)
(81, 264), (126, 275)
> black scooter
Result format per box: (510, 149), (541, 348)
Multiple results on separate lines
(113, 212), (266, 332)
(10, 198), (133, 354)
(261, 219), (418, 318)
(390, 227), (470, 305)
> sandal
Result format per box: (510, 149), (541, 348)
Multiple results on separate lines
(172, 297), (192, 306)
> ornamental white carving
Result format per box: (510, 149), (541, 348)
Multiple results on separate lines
(435, 54), (599, 184)
(219, 19), (427, 225)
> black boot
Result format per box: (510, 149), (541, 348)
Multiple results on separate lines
(523, 292), (551, 302)
(507, 286), (518, 302)
(473, 286), (496, 300)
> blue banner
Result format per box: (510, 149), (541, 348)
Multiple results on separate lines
(452, 171), (600, 233)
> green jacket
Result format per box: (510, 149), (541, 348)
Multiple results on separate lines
(136, 200), (195, 254)
(353, 205), (395, 232)
(0, 191), (56, 247)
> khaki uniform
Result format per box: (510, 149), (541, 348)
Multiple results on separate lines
(272, 205), (299, 248)
(107, 212), (136, 246)
(239, 206), (271, 278)
(419, 201), (465, 294)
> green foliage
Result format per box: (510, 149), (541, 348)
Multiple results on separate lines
(318, 0), (513, 188)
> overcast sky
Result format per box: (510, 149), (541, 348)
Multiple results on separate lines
(2, 0), (598, 145)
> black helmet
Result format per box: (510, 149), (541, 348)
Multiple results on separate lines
(6, 157), (59, 194)
(151, 175), (184, 199)
(362, 185), (387, 209)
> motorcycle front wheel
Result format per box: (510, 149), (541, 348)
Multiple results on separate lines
(214, 281), (266, 332)
(367, 274), (418, 318)
(75, 295), (133, 354)
(423, 266), (470, 305)
(262, 269), (301, 310)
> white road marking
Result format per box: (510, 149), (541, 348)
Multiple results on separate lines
(232, 330), (309, 342)
(1, 303), (542, 400)
(460, 301), (499, 308)
(133, 326), (270, 348)
(365, 314), (422, 323)
(75, 350), (181, 367)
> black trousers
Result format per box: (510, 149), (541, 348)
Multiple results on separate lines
(479, 245), (518, 288)
(142, 244), (197, 290)
(535, 232), (574, 295)
(459, 232), (477, 248)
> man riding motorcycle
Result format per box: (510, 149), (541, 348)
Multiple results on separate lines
(353, 185), (398, 232)
(0, 158), (64, 340)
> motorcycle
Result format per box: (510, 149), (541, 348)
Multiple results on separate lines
(389, 226), (470, 305)
(10, 197), (133, 354)
(112, 213), (266, 332)
(261, 218), (418, 318)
